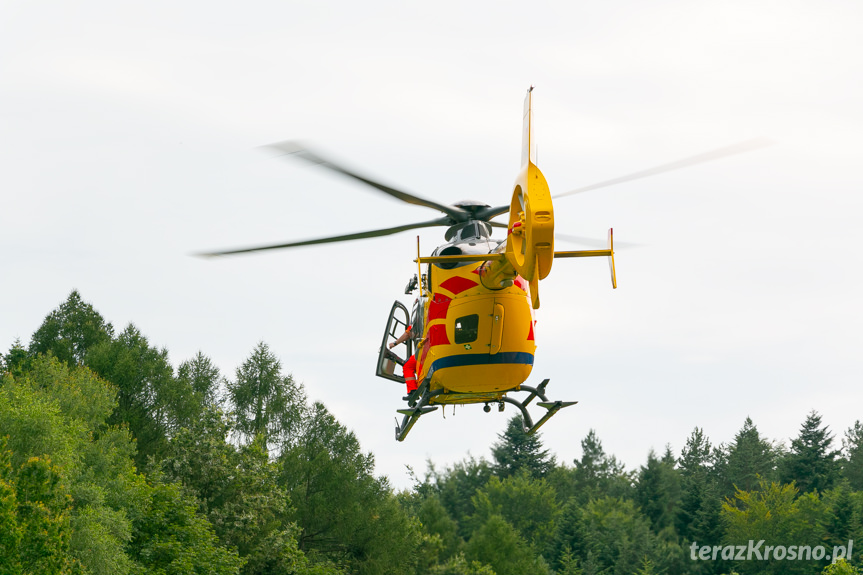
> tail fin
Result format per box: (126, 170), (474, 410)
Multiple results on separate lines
(521, 86), (537, 167)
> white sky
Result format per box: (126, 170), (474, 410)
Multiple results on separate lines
(2, 0), (862, 488)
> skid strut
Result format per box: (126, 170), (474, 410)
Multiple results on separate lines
(394, 378), (576, 441)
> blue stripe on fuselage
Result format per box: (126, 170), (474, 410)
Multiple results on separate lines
(427, 352), (534, 379)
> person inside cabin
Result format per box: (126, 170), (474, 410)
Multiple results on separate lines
(389, 327), (417, 395)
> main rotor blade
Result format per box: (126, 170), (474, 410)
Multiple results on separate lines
(198, 217), (451, 257)
(554, 138), (774, 199)
(265, 141), (469, 222)
(477, 204), (511, 221)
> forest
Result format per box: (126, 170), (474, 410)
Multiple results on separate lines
(1, 290), (861, 575)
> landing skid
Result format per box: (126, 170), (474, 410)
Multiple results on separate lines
(394, 378), (576, 442)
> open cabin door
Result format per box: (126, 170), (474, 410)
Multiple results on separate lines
(376, 300), (413, 383)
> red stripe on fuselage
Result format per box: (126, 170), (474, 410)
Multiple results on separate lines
(428, 293), (451, 321)
(513, 276), (528, 292)
(428, 323), (450, 347)
(440, 276), (479, 295)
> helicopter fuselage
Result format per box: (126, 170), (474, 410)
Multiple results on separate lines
(411, 221), (536, 403)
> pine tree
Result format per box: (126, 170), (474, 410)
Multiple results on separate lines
(571, 430), (627, 503)
(636, 447), (681, 535)
(430, 456), (493, 539)
(491, 415), (555, 479)
(841, 421), (863, 490)
(677, 428), (722, 556)
(557, 545), (584, 575)
(2, 339), (30, 376)
(780, 411), (840, 494)
(723, 417), (777, 494)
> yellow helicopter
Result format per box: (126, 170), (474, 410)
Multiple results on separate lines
(203, 87), (770, 441)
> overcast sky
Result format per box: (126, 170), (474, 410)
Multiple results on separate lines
(2, 0), (862, 488)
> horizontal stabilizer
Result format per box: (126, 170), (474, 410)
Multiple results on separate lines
(397, 406), (438, 416)
(537, 401), (578, 409)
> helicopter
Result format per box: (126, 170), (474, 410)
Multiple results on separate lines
(203, 87), (770, 441)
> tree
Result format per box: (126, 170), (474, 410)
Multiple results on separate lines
(576, 497), (664, 575)
(416, 495), (461, 561)
(842, 421), (863, 490)
(471, 472), (559, 550)
(780, 411), (840, 494)
(86, 325), (196, 466)
(227, 342), (306, 451)
(1, 354), (248, 575)
(279, 402), (419, 574)
(556, 545), (583, 575)
(4, 454), (79, 574)
(722, 417), (777, 495)
(127, 473), (245, 575)
(636, 447), (681, 536)
(465, 514), (541, 575)
(569, 429), (629, 504)
(823, 559), (861, 575)
(722, 479), (827, 575)
(160, 409), (307, 575)
(548, 500), (591, 572)
(820, 482), (862, 552)
(2, 340), (31, 377)
(177, 351), (224, 411)
(428, 456), (493, 539)
(429, 552), (496, 575)
(677, 427), (723, 550)
(29, 290), (113, 366)
(491, 415), (555, 480)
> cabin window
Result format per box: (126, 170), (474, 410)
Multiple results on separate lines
(454, 314), (479, 344)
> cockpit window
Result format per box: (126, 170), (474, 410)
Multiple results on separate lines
(454, 314), (479, 344)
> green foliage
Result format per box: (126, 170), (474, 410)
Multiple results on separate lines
(429, 552), (496, 575)
(0, 445), (78, 575)
(14, 291), (863, 575)
(677, 427), (723, 550)
(427, 455), (493, 539)
(577, 496), (663, 575)
(824, 559), (861, 575)
(465, 514), (541, 575)
(634, 556), (661, 575)
(416, 495), (461, 560)
(86, 324), (196, 466)
(722, 417), (778, 495)
(471, 472), (559, 550)
(556, 545), (583, 575)
(722, 479), (828, 574)
(549, 500), (589, 570)
(28, 290), (113, 367)
(491, 415), (555, 480)
(636, 448), (681, 535)
(780, 411), (840, 494)
(177, 351), (225, 410)
(560, 429), (631, 505)
(161, 409), (306, 575)
(127, 473), (244, 575)
(842, 421), (863, 490)
(280, 401), (420, 574)
(2, 340), (31, 377)
(228, 342), (306, 452)
(1, 357), (140, 574)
